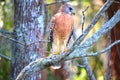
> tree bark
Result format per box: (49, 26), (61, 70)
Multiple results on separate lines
(104, 0), (120, 79)
(10, 0), (46, 80)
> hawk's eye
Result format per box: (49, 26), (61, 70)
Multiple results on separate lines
(69, 7), (73, 10)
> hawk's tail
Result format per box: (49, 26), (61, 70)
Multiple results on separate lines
(51, 63), (61, 69)
(49, 30), (53, 48)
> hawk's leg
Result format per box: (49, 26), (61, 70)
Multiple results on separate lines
(52, 40), (60, 55)
(51, 41), (62, 69)
(61, 40), (67, 53)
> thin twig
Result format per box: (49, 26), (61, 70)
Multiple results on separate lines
(0, 33), (49, 47)
(45, 0), (70, 6)
(81, 6), (89, 33)
(89, 40), (120, 56)
(0, 34), (25, 46)
(0, 53), (11, 61)
(0, 29), (13, 35)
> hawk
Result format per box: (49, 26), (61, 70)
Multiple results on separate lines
(49, 3), (75, 69)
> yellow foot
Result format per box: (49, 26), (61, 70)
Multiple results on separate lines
(55, 50), (60, 55)
(64, 47), (67, 52)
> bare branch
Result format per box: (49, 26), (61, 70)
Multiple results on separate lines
(68, 9), (120, 59)
(73, 0), (114, 46)
(0, 33), (49, 47)
(0, 33), (25, 46)
(0, 53), (11, 61)
(0, 29), (13, 35)
(82, 58), (95, 80)
(89, 40), (120, 56)
(16, 45), (75, 80)
(67, 40), (120, 59)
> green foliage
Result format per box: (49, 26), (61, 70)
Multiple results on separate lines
(0, 59), (10, 80)
(74, 68), (88, 80)
(0, 38), (11, 80)
(2, 0), (14, 30)
(0, 0), (13, 80)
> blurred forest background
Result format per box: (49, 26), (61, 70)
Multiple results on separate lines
(0, 0), (107, 80)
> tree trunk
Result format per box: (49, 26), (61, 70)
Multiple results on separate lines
(10, 0), (46, 80)
(104, 0), (120, 79)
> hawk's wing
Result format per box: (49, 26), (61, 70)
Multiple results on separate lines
(66, 28), (73, 46)
(66, 27), (77, 46)
(49, 17), (55, 48)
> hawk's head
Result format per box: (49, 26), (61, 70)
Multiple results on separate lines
(58, 3), (75, 15)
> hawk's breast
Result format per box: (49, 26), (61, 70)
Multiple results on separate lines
(53, 12), (74, 40)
